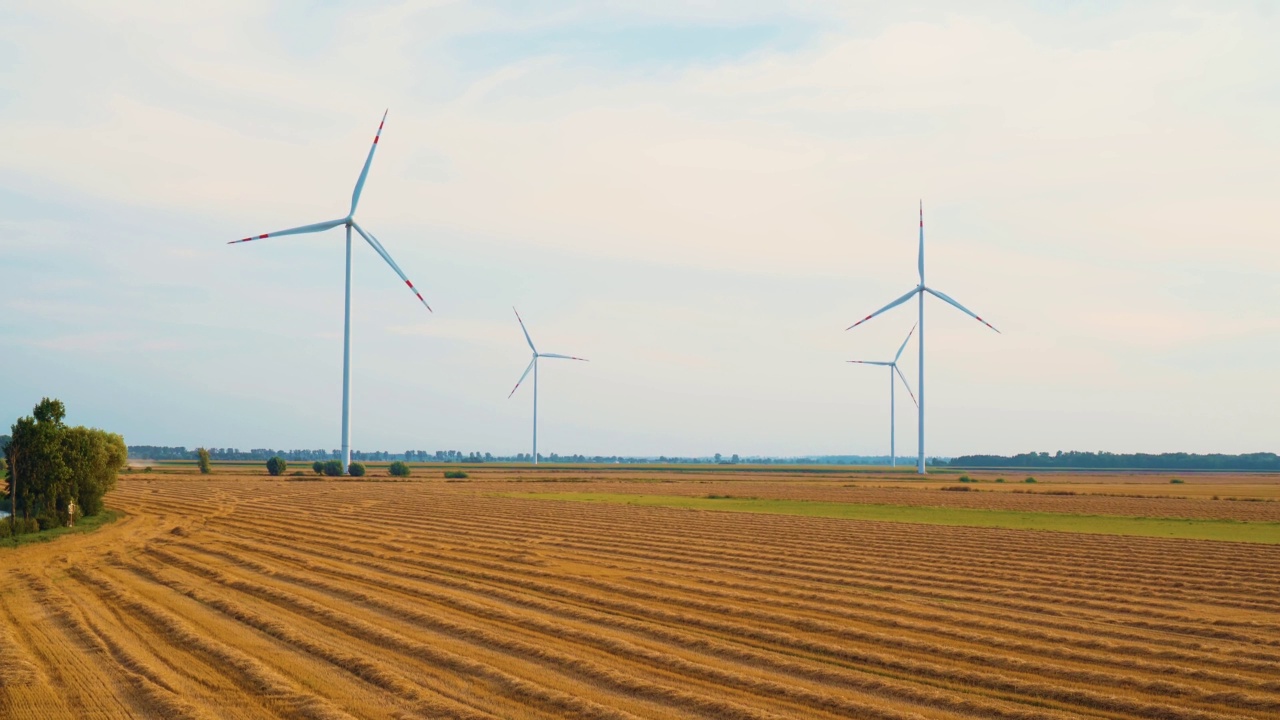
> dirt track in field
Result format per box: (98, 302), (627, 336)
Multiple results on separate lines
(4, 474), (1280, 719)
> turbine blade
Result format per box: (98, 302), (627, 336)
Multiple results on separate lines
(228, 218), (347, 244)
(918, 200), (924, 284)
(350, 221), (431, 311)
(894, 364), (918, 408)
(508, 358), (536, 398)
(847, 360), (892, 366)
(894, 323), (918, 362)
(539, 353), (587, 361)
(846, 286), (920, 331)
(513, 308), (537, 353)
(350, 109), (388, 216)
(924, 286), (1000, 333)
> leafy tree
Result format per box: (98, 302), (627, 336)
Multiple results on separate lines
(33, 398), (66, 425)
(322, 460), (343, 477)
(388, 461), (410, 477)
(312, 461), (324, 475)
(347, 462), (366, 477)
(6, 400), (72, 522)
(265, 456), (287, 476)
(1, 452), (8, 522)
(5, 398), (124, 526)
(197, 447), (211, 474)
(61, 427), (126, 517)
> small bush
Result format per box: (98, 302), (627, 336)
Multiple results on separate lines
(197, 447), (211, 474)
(347, 462), (366, 477)
(388, 461), (410, 477)
(957, 475), (976, 483)
(144, 466), (153, 473)
(1024, 477), (1037, 483)
(1170, 478), (1184, 484)
(322, 460), (343, 477)
(444, 470), (469, 479)
(14, 518), (40, 535)
(941, 485), (971, 492)
(266, 456), (287, 476)
(995, 478), (1005, 483)
(312, 461), (324, 475)
(0, 522), (9, 539)
(291, 470), (306, 476)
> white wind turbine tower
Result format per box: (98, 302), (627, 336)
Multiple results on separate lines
(848, 324), (918, 467)
(508, 308), (587, 465)
(229, 111), (430, 474)
(847, 203), (999, 474)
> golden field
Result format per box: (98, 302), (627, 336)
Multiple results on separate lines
(2, 465), (1280, 719)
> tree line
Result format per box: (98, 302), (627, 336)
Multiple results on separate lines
(125, 445), (931, 465)
(948, 451), (1280, 471)
(3, 398), (126, 532)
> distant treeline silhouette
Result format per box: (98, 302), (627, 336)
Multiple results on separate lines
(126, 445), (927, 466)
(948, 451), (1280, 471)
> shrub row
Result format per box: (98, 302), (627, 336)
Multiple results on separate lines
(0, 517), (42, 538)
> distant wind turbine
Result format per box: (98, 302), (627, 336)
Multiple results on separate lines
(229, 111), (430, 474)
(848, 324), (918, 468)
(847, 203), (999, 474)
(508, 308), (587, 465)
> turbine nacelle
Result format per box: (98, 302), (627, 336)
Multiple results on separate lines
(846, 284), (998, 334)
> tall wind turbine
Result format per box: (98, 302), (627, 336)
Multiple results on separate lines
(229, 111), (430, 474)
(848, 324), (918, 467)
(508, 308), (587, 465)
(846, 203), (998, 474)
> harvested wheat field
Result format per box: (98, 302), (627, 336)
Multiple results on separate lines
(4, 469), (1280, 719)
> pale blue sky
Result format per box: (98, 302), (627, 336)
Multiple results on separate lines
(1, 1), (1277, 457)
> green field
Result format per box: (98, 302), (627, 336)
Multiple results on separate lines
(509, 492), (1280, 544)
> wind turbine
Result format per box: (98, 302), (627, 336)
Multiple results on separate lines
(846, 203), (998, 474)
(848, 324), (918, 467)
(507, 308), (587, 465)
(229, 111), (430, 474)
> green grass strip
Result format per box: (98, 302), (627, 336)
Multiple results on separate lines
(0, 509), (124, 549)
(507, 493), (1280, 544)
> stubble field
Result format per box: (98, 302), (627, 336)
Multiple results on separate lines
(2, 465), (1280, 719)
